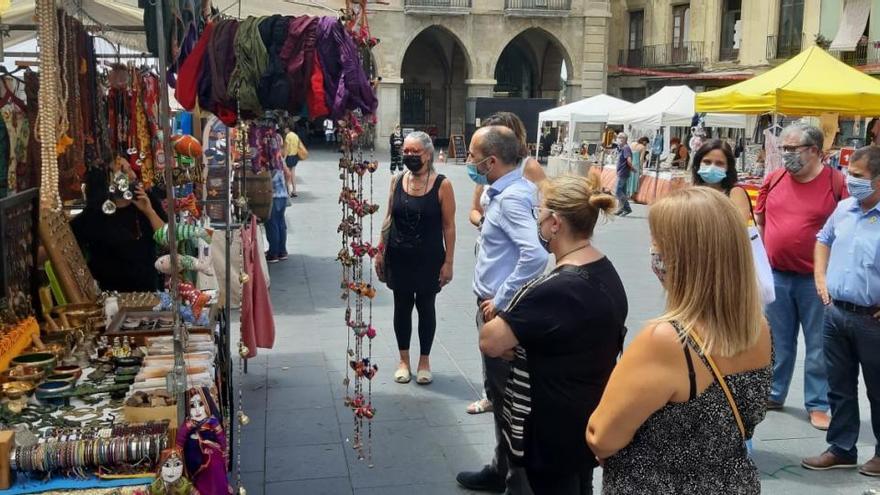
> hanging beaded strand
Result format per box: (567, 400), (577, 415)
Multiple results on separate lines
(35, 0), (62, 209)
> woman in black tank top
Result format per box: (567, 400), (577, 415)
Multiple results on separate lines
(375, 131), (456, 385)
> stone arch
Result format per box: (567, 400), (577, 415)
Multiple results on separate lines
(492, 27), (575, 99)
(398, 25), (472, 137)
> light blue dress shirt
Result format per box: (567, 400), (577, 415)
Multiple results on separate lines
(473, 168), (549, 310)
(816, 197), (880, 307)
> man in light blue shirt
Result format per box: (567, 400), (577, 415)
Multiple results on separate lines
(457, 126), (547, 494)
(803, 146), (880, 475)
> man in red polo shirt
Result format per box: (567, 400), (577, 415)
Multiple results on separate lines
(756, 124), (847, 430)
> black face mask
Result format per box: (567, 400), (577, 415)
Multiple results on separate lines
(402, 155), (423, 172)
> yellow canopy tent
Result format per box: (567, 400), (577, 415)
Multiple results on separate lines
(695, 46), (880, 117)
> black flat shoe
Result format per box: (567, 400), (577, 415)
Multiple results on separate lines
(456, 466), (505, 493)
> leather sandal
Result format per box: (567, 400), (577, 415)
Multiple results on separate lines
(416, 369), (433, 385)
(393, 367), (411, 384)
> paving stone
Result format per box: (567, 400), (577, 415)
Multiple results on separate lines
(264, 444), (349, 483)
(266, 477), (354, 495)
(266, 407), (341, 447)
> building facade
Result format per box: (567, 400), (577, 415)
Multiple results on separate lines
(819, 0), (880, 70)
(607, 0), (824, 100)
(365, 0), (612, 149)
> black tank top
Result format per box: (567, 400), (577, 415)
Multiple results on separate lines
(389, 173), (445, 254)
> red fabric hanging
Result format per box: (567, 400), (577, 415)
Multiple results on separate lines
(176, 22), (214, 111)
(240, 216), (275, 358)
(307, 51), (329, 119)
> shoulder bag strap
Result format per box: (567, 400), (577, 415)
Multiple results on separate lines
(688, 329), (747, 440)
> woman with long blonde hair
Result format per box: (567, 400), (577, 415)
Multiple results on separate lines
(587, 187), (771, 494)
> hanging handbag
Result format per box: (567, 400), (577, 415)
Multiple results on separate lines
(746, 200), (776, 305)
(296, 143), (309, 160)
(376, 175), (400, 285)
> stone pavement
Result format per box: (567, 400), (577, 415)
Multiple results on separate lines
(235, 149), (879, 494)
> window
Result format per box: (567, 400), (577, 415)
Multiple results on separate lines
(629, 10), (644, 50)
(627, 10), (644, 67)
(777, 0), (804, 58)
(720, 0), (742, 60)
(620, 87), (647, 103)
(672, 4), (691, 64)
(401, 86), (430, 126)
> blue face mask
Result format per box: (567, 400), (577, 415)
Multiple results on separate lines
(697, 165), (727, 184)
(466, 157), (491, 186)
(846, 174), (877, 201)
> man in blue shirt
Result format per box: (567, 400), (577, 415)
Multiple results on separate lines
(615, 133), (633, 216)
(457, 126), (548, 494)
(802, 146), (880, 476)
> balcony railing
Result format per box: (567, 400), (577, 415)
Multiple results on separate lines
(617, 42), (703, 69)
(767, 34), (803, 60)
(719, 46), (739, 62)
(830, 42), (880, 66)
(505, 0), (571, 16)
(404, 0), (471, 14)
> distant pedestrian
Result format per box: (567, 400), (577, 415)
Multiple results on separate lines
(456, 125), (548, 494)
(265, 165), (290, 263)
(324, 118), (335, 143)
(614, 133), (633, 216)
(375, 131), (456, 386)
(755, 124), (847, 430)
(390, 124), (404, 174)
(802, 145), (880, 475)
(480, 175), (626, 495)
(588, 187), (772, 494)
(283, 124), (306, 198)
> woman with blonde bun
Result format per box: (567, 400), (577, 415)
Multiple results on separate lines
(479, 175), (629, 494)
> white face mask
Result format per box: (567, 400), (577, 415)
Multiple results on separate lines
(161, 456), (184, 484)
(190, 396), (208, 422)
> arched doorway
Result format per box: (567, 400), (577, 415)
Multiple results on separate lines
(494, 28), (570, 100)
(400, 26), (469, 139)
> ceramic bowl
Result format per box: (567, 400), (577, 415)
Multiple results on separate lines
(5, 365), (45, 383)
(35, 381), (72, 404)
(52, 365), (82, 380)
(2, 381), (35, 400)
(46, 370), (78, 384)
(11, 352), (57, 371)
(114, 356), (143, 368)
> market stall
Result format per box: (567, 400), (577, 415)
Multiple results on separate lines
(607, 85), (748, 204)
(697, 46), (880, 190)
(536, 94), (633, 177)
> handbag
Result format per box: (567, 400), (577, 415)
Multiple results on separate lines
(296, 143), (309, 160)
(688, 330), (747, 441)
(746, 201), (776, 305)
(376, 175), (400, 285)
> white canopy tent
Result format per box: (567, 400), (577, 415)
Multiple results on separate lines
(536, 93), (633, 157)
(607, 85), (747, 129)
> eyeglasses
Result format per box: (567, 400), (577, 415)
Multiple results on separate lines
(777, 145), (810, 153)
(532, 206), (555, 220)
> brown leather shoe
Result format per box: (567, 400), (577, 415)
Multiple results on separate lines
(802, 451), (858, 470)
(860, 456), (880, 477)
(809, 410), (831, 430)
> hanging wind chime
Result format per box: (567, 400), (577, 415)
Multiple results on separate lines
(338, 0), (381, 464)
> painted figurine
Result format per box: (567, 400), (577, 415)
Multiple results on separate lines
(155, 255), (214, 275)
(148, 447), (199, 495)
(176, 387), (231, 495)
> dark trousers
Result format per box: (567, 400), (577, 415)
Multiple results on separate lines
(477, 304), (533, 495)
(527, 466), (593, 495)
(392, 290), (437, 355)
(614, 176), (631, 213)
(824, 303), (880, 459)
(265, 197), (288, 257)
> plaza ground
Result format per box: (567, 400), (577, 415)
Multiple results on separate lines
(235, 149), (880, 494)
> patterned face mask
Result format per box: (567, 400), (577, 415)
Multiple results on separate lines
(650, 249), (667, 284)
